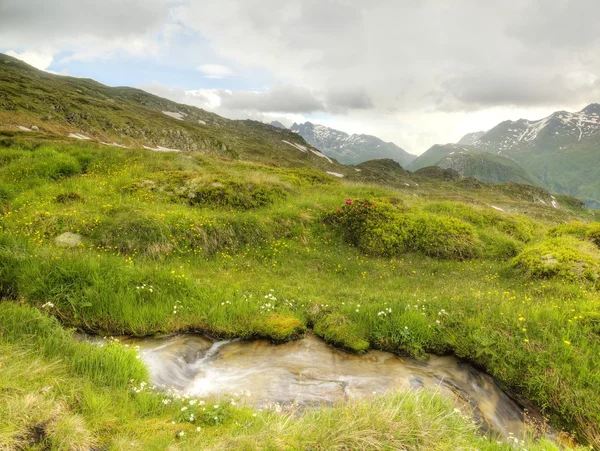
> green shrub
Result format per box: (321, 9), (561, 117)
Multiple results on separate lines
(479, 231), (522, 260)
(324, 199), (408, 256)
(326, 199), (480, 259)
(130, 172), (288, 210)
(512, 237), (600, 282)
(424, 201), (535, 242)
(91, 209), (172, 257)
(549, 221), (600, 248)
(405, 214), (480, 259)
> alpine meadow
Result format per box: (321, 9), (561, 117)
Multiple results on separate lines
(2, 2), (600, 450)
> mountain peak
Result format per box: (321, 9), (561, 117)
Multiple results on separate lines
(270, 121), (287, 129)
(581, 103), (600, 115)
(290, 122), (416, 166)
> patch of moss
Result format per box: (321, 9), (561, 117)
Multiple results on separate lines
(512, 237), (600, 282)
(254, 313), (305, 342)
(313, 313), (370, 353)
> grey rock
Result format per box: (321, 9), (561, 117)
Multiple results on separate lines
(54, 232), (82, 248)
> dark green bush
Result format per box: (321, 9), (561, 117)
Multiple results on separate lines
(326, 199), (480, 259)
(424, 201), (535, 242)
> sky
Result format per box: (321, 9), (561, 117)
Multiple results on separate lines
(1, 0), (600, 155)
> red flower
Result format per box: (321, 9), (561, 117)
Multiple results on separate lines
(345, 198), (353, 205)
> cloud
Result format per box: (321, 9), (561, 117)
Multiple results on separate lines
(5, 50), (53, 71)
(7, 0), (600, 153)
(219, 85), (324, 113)
(325, 86), (374, 113)
(140, 82), (324, 115)
(0, 0), (169, 61)
(198, 64), (234, 79)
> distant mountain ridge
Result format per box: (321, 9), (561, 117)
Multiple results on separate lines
(408, 144), (539, 186)
(458, 131), (486, 145)
(460, 103), (600, 207)
(287, 121), (417, 166)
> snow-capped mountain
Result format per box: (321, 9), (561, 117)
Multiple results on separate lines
(289, 122), (417, 166)
(471, 104), (600, 153)
(457, 131), (486, 145)
(452, 104), (600, 208)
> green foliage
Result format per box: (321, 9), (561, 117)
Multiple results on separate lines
(513, 237), (600, 282)
(326, 199), (480, 259)
(549, 221), (600, 248)
(182, 179), (286, 210)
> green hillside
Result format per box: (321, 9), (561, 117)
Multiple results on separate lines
(408, 144), (539, 187)
(0, 53), (347, 174)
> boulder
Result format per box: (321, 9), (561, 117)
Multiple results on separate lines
(54, 232), (82, 248)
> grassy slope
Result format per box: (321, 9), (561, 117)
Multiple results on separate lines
(438, 152), (541, 186)
(0, 53), (348, 175)
(0, 134), (598, 448)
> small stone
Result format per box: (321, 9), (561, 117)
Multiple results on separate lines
(54, 232), (83, 248)
(31, 125), (39, 131)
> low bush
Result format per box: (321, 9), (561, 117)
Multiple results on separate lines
(549, 221), (600, 248)
(326, 199), (480, 259)
(512, 237), (600, 282)
(424, 201), (536, 242)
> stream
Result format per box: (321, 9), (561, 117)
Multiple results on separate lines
(104, 333), (542, 440)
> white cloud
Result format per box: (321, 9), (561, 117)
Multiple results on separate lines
(198, 64), (234, 79)
(5, 50), (53, 71)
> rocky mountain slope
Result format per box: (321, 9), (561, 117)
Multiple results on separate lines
(457, 131), (486, 145)
(288, 121), (417, 166)
(0, 53), (347, 175)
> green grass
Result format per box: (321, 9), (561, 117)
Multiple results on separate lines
(0, 137), (599, 448)
(0, 307), (582, 450)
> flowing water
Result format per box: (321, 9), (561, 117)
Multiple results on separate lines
(112, 333), (540, 439)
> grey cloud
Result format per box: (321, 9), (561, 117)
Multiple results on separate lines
(0, 0), (167, 42)
(220, 85), (325, 114)
(175, 0), (600, 114)
(325, 86), (374, 113)
(506, 0), (600, 50)
(437, 71), (600, 111)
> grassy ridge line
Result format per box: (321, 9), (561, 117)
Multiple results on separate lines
(0, 138), (599, 446)
(0, 302), (579, 450)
